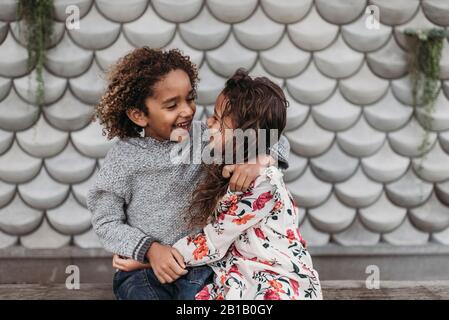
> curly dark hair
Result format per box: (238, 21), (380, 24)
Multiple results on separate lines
(94, 47), (199, 139)
(187, 68), (289, 227)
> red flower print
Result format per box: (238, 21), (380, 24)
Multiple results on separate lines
(273, 200), (283, 211)
(252, 191), (273, 211)
(290, 279), (300, 295)
(192, 234), (206, 246)
(296, 227), (307, 248)
(264, 289), (281, 300)
(254, 228), (265, 240)
(196, 286), (210, 300)
(193, 245), (208, 260)
(228, 265), (242, 276)
(268, 280), (285, 293)
(286, 229), (297, 243)
(232, 213), (255, 225)
(216, 293), (224, 300)
(227, 204), (238, 216)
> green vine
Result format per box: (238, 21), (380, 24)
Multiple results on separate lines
(404, 28), (447, 169)
(17, 0), (54, 107)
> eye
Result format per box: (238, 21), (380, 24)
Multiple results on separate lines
(167, 103), (177, 109)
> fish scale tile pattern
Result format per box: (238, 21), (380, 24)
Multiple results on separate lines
(1, 0), (449, 251)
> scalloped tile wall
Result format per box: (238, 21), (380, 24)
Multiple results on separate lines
(1, 0), (449, 249)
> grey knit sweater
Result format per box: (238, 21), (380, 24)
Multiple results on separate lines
(87, 121), (289, 263)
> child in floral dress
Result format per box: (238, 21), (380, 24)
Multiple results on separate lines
(173, 69), (322, 300)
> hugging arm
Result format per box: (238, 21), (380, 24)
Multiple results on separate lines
(172, 177), (277, 266)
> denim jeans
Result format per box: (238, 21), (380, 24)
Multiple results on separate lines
(113, 265), (214, 300)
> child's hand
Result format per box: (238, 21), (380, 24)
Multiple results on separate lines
(223, 155), (275, 192)
(146, 242), (188, 284)
(112, 254), (151, 272)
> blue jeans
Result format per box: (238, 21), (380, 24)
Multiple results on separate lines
(113, 265), (214, 300)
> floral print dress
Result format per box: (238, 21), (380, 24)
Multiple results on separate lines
(173, 166), (322, 300)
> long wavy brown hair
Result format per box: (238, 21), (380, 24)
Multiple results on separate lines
(187, 68), (289, 227)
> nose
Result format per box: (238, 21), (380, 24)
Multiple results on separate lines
(180, 101), (194, 118)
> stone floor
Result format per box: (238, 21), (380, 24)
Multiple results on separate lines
(1, 281), (449, 300)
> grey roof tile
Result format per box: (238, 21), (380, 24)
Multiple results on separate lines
(179, 7), (231, 50)
(0, 195), (43, 235)
(298, 217), (330, 246)
(0, 230), (17, 249)
(341, 14), (391, 52)
(367, 37), (408, 79)
(431, 225), (449, 245)
(283, 151), (307, 182)
(339, 63), (389, 105)
(163, 33), (204, 67)
(308, 193), (356, 233)
(389, 118), (437, 157)
(335, 166), (383, 208)
(391, 75), (439, 106)
(311, 90), (361, 131)
(10, 20), (65, 49)
(0, 76), (11, 102)
(16, 116), (69, 158)
(96, 0), (148, 23)
(45, 33), (93, 78)
(337, 116), (385, 157)
(0, 128), (14, 155)
(47, 194), (92, 235)
(382, 216), (429, 245)
(284, 90), (309, 131)
(0, 21), (8, 44)
(0, 141), (42, 183)
(444, 80), (449, 98)
(71, 120), (117, 158)
(73, 227), (102, 248)
(359, 192), (407, 233)
(364, 88), (413, 132)
(0, 90), (39, 131)
(69, 61), (105, 105)
(260, 34), (310, 78)
(310, 142), (359, 183)
(152, 0), (203, 23)
(207, 0), (258, 24)
(410, 192), (449, 232)
(439, 40), (449, 79)
(395, 9), (437, 50)
(315, 0), (366, 25)
(436, 179), (449, 206)
(361, 141), (409, 183)
(385, 167), (433, 207)
(45, 142), (96, 184)
(0, 0), (18, 21)
(422, 0), (449, 26)
(196, 63), (226, 105)
(260, 0), (313, 24)
(234, 7), (284, 51)
(286, 166), (332, 208)
(0, 33), (29, 77)
(95, 33), (135, 71)
(415, 91), (449, 131)
(332, 217), (380, 246)
(249, 62), (284, 88)
(412, 142), (449, 182)
(314, 35), (364, 79)
(287, 6), (338, 51)
(123, 5), (176, 48)
(206, 34), (257, 77)
(285, 115), (334, 157)
(72, 168), (97, 207)
(14, 69), (67, 105)
(286, 62), (336, 105)
(20, 218), (70, 249)
(68, 6), (120, 50)
(43, 91), (94, 131)
(370, 0), (420, 26)
(53, 0), (93, 22)
(18, 168), (69, 210)
(0, 180), (15, 208)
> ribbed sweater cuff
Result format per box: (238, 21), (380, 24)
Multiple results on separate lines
(133, 235), (154, 263)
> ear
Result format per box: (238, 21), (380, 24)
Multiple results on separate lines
(126, 108), (148, 127)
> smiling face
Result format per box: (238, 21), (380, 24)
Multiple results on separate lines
(126, 69), (196, 141)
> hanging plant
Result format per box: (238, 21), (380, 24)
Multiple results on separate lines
(17, 0), (54, 107)
(404, 28), (447, 167)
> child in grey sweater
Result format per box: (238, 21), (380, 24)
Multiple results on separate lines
(87, 47), (289, 300)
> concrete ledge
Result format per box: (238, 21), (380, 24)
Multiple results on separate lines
(1, 245), (449, 283)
